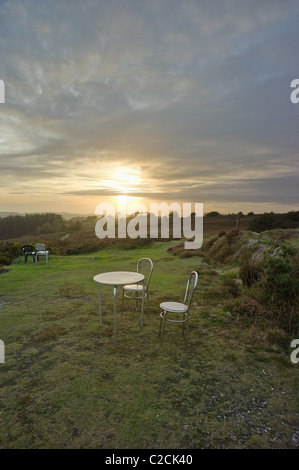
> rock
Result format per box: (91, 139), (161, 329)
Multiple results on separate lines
(246, 238), (259, 246)
(292, 432), (299, 446)
(252, 244), (269, 260)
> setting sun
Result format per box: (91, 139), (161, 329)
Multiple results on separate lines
(97, 167), (142, 194)
(113, 169), (141, 192)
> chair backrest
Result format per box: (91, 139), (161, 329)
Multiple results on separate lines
(183, 271), (198, 310)
(137, 258), (153, 290)
(35, 243), (46, 251)
(22, 245), (35, 254)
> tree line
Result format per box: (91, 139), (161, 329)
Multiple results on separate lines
(0, 213), (83, 240)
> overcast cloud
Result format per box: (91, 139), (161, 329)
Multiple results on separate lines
(0, 0), (298, 213)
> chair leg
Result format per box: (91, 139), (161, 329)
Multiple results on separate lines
(186, 316), (189, 345)
(161, 311), (167, 340)
(121, 289), (124, 313)
(159, 313), (163, 336)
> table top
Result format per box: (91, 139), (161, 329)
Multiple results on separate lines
(93, 271), (144, 286)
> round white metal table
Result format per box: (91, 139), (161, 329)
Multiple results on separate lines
(93, 271), (145, 345)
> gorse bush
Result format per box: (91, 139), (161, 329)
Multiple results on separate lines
(239, 249), (264, 287)
(258, 244), (299, 332)
(261, 245), (298, 304)
(247, 211), (299, 232)
(222, 242), (298, 333)
(222, 278), (240, 298)
(224, 296), (269, 318)
(0, 242), (23, 265)
(205, 229), (242, 264)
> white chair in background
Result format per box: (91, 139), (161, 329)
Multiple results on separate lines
(35, 243), (49, 263)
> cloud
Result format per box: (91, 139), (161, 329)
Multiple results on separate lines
(0, 0), (299, 212)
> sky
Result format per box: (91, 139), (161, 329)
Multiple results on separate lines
(0, 0), (299, 215)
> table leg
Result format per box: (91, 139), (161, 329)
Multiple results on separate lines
(141, 279), (145, 328)
(98, 284), (102, 327)
(114, 286), (117, 345)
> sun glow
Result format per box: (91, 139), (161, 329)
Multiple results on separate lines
(113, 194), (140, 214)
(102, 168), (142, 194)
(115, 194), (137, 203)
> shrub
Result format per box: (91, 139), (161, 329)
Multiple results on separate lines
(0, 254), (10, 265)
(203, 236), (218, 250)
(258, 244), (299, 332)
(225, 229), (240, 245)
(224, 296), (269, 318)
(261, 245), (298, 303)
(0, 242), (23, 266)
(222, 279), (240, 298)
(218, 230), (226, 238)
(207, 229), (241, 263)
(266, 328), (289, 349)
(248, 211), (299, 232)
(220, 269), (239, 279)
(239, 249), (264, 287)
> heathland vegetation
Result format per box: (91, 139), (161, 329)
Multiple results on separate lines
(0, 211), (298, 448)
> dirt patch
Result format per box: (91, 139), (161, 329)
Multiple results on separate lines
(0, 297), (9, 310)
(0, 268), (9, 275)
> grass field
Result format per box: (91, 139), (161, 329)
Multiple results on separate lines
(0, 240), (298, 449)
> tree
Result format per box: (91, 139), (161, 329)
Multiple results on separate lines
(206, 211), (221, 217)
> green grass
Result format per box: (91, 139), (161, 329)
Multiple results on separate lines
(0, 241), (298, 449)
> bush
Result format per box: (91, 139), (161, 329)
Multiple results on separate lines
(224, 296), (269, 318)
(258, 244), (299, 332)
(218, 230), (226, 237)
(248, 211), (299, 232)
(225, 229), (240, 245)
(239, 249), (264, 287)
(203, 236), (218, 250)
(207, 229), (241, 263)
(223, 278), (239, 298)
(0, 254), (10, 265)
(266, 328), (289, 349)
(0, 242), (23, 266)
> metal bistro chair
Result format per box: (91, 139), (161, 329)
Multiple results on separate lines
(159, 271), (198, 343)
(122, 258), (154, 313)
(35, 243), (49, 263)
(22, 245), (36, 263)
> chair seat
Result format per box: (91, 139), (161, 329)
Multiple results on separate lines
(160, 302), (188, 313)
(123, 284), (144, 292)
